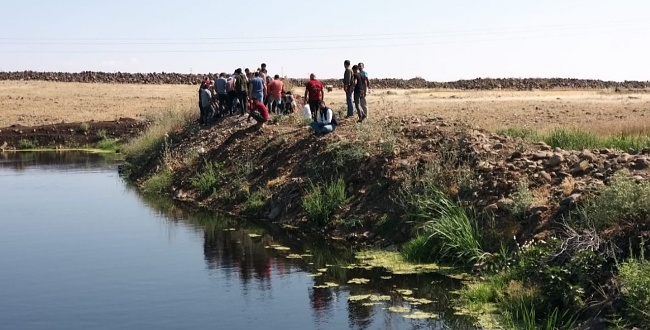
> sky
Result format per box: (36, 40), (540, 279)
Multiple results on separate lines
(1, 0), (649, 81)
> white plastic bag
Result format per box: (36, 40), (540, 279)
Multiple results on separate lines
(301, 104), (311, 119)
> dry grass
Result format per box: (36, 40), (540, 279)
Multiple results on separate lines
(561, 177), (576, 197)
(2, 81), (650, 136)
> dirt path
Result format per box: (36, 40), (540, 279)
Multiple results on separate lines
(1, 81), (649, 134)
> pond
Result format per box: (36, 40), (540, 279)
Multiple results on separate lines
(0, 151), (478, 330)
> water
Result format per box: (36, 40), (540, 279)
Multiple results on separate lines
(0, 152), (477, 330)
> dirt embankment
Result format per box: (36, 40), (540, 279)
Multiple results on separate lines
(0, 118), (147, 149)
(124, 115), (650, 247)
(2, 71), (649, 90)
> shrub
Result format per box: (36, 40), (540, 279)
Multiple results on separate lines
(79, 122), (91, 133)
(141, 168), (173, 194)
(618, 253), (650, 327)
(17, 139), (36, 150)
(302, 177), (348, 225)
(190, 160), (224, 194)
(581, 169), (650, 230)
(504, 179), (533, 217)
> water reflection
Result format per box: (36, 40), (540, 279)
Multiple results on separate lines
(136, 192), (479, 329)
(0, 150), (118, 171)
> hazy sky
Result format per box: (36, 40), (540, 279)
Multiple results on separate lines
(1, 0), (649, 81)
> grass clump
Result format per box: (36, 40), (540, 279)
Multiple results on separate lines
(244, 189), (268, 216)
(618, 253), (650, 327)
(401, 188), (484, 265)
(499, 127), (650, 151)
(96, 138), (119, 151)
(79, 122), (91, 133)
(190, 160), (224, 194)
(17, 139), (36, 150)
(302, 177), (349, 225)
(581, 169), (650, 230)
(503, 179), (534, 217)
(122, 106), (195, 164)
(141, 168), (173, 194)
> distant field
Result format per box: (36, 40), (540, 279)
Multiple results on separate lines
(1, 81), (649, 134)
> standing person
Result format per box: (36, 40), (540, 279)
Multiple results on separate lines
(352, 65), (367, 122)
(247, 96), (269, 129)
(249, 72), (266, 104)
(358, 62), (370, 93)
(343, 60), (354, 118)
(214, 72), (228, 117)
(310, 100), (338, 135)
(267, 74), (284, 114)
(226, 73), (238, 115)
(245, 68), (253, 82)
(304, 73), (324, 122)
(199, 83), (213, 125)
(235, 68), (249, 115)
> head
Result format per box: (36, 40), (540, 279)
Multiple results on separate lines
(251, 96), (258, 102)
(254, 71), (260, 77)
(274, 74), (280, 80)
(309, 73), (316, 80)
(235, 68), (242, 74)
(352, 65), (358, 73)
(219, 72), (225, 78)
(319, 100), (328, 109)
(358, 62), (364, 70)
(245, 68), (250, 74)
(344, 60), (350, 68)
(261, 63), (266, 69)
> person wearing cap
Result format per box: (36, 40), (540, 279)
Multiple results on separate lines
(304, 73), (324, 122)
(247, 96), (269, 129)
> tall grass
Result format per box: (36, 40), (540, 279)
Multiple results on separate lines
(499, 127), (650, 151)
(402, 188), (484, 265)
(17, 139), (36, 150)
(302, 177), (349, 225)
(122, 106), (195, 163)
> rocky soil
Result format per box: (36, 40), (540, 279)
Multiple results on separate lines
(124, 114), (649, 247)
(2, 71), (649, 90)
(0, 118), (147, 149)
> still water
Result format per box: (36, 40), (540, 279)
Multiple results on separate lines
(0, 152), (477, 330)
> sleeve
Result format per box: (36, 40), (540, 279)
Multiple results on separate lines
(325, 109), (333, 124)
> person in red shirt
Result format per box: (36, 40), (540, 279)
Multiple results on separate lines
(247, 97), (269, 128)
(304, 73), (324, 122)
(266, 75), (284, 114)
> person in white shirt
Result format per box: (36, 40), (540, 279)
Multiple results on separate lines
(309, 101), (338, 135)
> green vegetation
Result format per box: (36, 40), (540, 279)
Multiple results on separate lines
(79, 122), (91, 133)
(96, 138), (119, 151)
(401, 188), (484, 265)
(244, 189), (268, 216)
(618, 254), (650, 327)
(581, 169), (650, 230)
(503, 179), (534, 217)
(122, 106), (195, 164)
(302, 177), (349, 225)
(498, 127), (650, 151)
(190, 160), (224, 194)
(17, 139), (36, 150)
(141, 168), (173, 195)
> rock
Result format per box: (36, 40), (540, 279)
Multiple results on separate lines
(497, 198), (514, 209)
(632, 159), (649, 170)
(540, 171), (552, 182)
(546, 154), (564, 167)
(533, 152), (550, 159)
(492, 143), (505, 150)
(268, 206), (282, 220)
(510, 151), (522, 159)
(560, 193), (582, 206)
(530, 205), (549, 213)
(579, 150), (598, 163)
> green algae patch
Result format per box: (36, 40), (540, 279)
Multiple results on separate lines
(369, 295), (391, 301)
(355, 250), (471, 278)
(348, 294), (371, 302)
(313, 282), (339, 289)
(286, 254), (302, 259)
(308, 272), (323, 277)
(347, 278), (370, 284)
(404, 297), (433, 305)
(248, 233), (262, 238)
(403, 311), (438, 319)
(396, 289), (413, 296)
(386, 306), (410, 313)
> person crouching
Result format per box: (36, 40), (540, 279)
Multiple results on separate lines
(310, 101), (338, 135)
(247, 96), (269, 129)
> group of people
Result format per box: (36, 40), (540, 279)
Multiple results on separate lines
(197, 60), (370, 136)
(198, 63), (296, 126)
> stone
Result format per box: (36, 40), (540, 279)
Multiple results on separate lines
(529, 205), (549, 213)
(268, 206), (282, 220)
(579, 150), (598, 163)
(533, 152), (550, 159)
(492, 143), (505, 150)
(632, 160), (649, 170)
(560, 193), (582, 206)
(497, 198), (514, 209)
(540, 171), (552, 182)
(510, 151), (522, 159)
(546, 154), (564, 167)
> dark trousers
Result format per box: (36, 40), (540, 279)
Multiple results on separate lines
(237, 91), (248, 115)
(227, 91), (237, 114)
(200, 105), (213, 124)
(217, 94), (228, 116)
(250, 111), (266, 124)
(308, 100), (320, 121)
